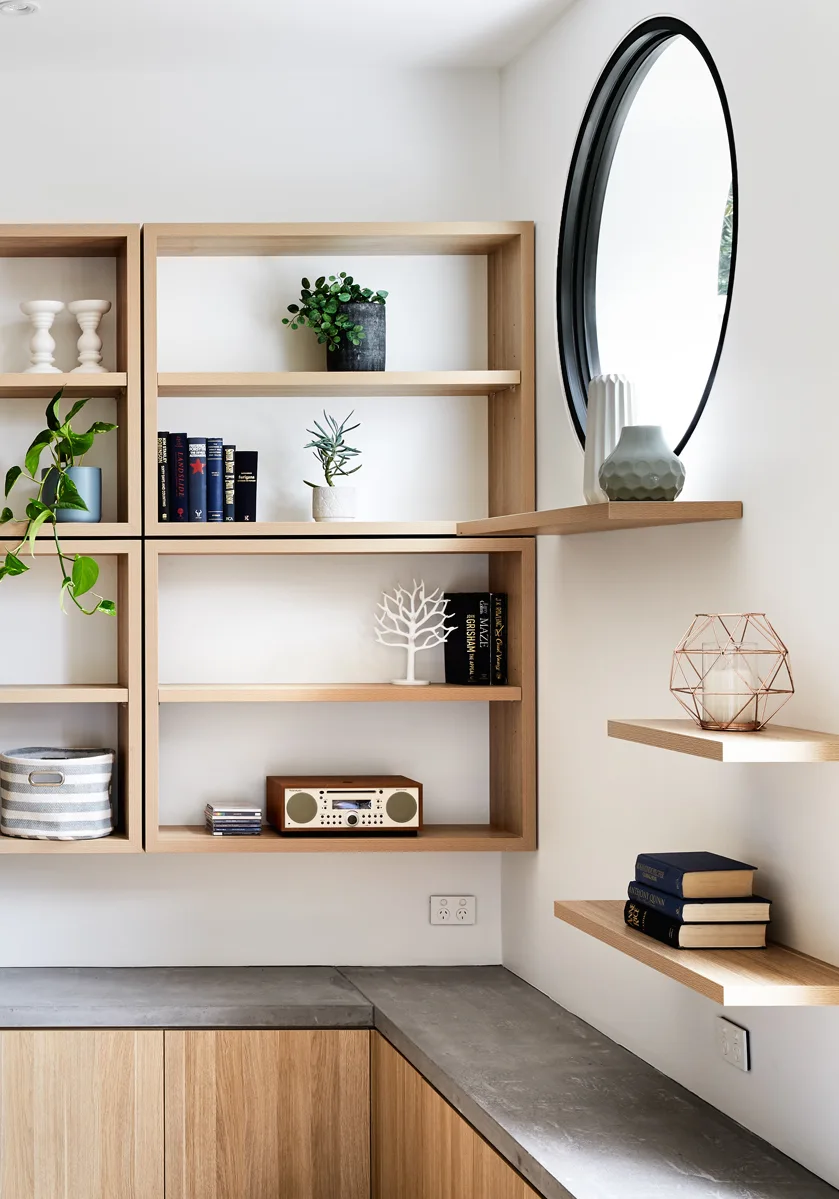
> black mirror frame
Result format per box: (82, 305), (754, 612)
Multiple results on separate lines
(556, 17), (739, 455)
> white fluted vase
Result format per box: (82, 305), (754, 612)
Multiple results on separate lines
(583, 373), (635, 504)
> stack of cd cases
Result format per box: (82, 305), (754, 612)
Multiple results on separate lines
(204, 804), (262, 836)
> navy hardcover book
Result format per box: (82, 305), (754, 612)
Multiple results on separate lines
(635, 852), (756, 899)
(188, 437), (207, 522)
(223, 445), (236, 521)
(167, 432), (188, 522)
(491, 593), (507, 685)
(207, 438), (223, 522)
(627, 881), (771, 923)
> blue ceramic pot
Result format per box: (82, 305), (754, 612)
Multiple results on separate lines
(41, 466), (102, 523)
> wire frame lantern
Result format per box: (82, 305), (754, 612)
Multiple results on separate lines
(670, 613), (794, 732)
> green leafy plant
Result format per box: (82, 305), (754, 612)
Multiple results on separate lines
(283, 272), (388, 352)
(304, 411), (362, 488)
(0, 388), (117, 616)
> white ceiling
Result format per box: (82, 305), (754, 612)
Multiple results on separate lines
(0, 0), (576, 70)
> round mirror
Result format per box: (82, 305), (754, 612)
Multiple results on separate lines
(558, 19), (737, 454)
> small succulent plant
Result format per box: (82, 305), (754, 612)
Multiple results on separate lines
(304, 411), (362, 488)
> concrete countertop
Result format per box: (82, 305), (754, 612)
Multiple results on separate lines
(0, 963), (833, 1199)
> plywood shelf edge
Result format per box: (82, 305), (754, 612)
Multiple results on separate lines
(555, 900), (839, 1006)
(608, 718), (839, 762)
(159, 683), (522, 704)
(157, 370), (520, 398)
(152, 825), (532, 853)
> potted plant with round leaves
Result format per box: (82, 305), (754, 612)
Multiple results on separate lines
(0, 388), (117, 616)
(304, 410), (362, 522)
(283, 272), (388, 370)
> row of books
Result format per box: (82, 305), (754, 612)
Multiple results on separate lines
(158, 433), (258, 522)
(443, 592), (508, 685)
(623, 852), (771, 949)
(204, 804), (262, 836)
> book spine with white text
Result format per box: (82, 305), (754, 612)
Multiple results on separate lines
(188, 437), (207, 522)
(157, 432), (169, 521)
(207, 438), (223, 522)
(223, 445), (236, 520)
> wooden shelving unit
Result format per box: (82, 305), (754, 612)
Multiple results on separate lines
(555, 901), (839, 1006)
(143, 222), (534, 536)
(0, 538), (143, 853)
(458, 500), (743, 537)
(145, 537), (536, 853)
(157, 371), (520, 398)
(0, 226), (141, 537)
(147, 520), (459, 539)
(608, 719), (839, 763)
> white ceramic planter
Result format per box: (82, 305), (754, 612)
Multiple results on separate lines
(312, 485), (357, 522)
(583, 373), (635, 504)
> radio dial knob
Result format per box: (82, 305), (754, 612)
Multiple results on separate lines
(347, 814), (359, 826)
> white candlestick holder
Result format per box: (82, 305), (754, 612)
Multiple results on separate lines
(68, 299), (112, 373)
(20, 300), (65, 373)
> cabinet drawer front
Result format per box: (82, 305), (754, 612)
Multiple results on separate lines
(0, 1029), (164, 1199)
(165, 1029), (370, 1199)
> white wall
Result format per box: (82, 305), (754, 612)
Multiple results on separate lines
(501, 0), (839, 1186)
(0, 65), (504, 967)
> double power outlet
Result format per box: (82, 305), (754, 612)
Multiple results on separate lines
(430, 895), (476, 925)
(717, 1016), (750, 1072)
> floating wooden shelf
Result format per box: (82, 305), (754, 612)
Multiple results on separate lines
(157, 371), (520, 398)
(608, 719), (839, 763)
(555, 900), (839, 1006)
(159, 683), (521, 704)
(457, 501), (743, 537)
(0, 832), (134, 854)
(0, 373), (127, 399)
(153, 824), (529, 853)
(0, 684), (128, 704)
(147, 520), (459, 538)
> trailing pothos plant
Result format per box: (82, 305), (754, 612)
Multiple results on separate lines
(304, 411), (362, 488)
(283, 272), (388, 352)
(0, 388), (117, 616)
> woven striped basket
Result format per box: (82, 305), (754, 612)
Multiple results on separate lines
(0, 748), (114, 841)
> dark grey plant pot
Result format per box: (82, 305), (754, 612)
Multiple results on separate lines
(328, 301), (386, 371)
(41, 466), (102, 523)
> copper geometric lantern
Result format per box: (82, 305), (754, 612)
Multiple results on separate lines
(670, 613), (794, 732)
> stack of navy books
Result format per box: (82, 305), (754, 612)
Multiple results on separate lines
(624, 852), (771, 949)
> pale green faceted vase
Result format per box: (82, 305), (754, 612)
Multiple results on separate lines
(598, 424), (685, 501)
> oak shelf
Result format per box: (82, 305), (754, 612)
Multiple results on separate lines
(153, 824), (528, 853)
(608, 719), (839, 763)
(0, 373), (127, 399)
(147, 520), (459, 538)
(457, 501), (743, 537)
(555, 900), (839, 1006)
(159, 683), (521, 704)
(157, 370), (520, 398)
(0, 684), (128, 704)
(2, 523), (137, 541)
(0, 831), (134, 854)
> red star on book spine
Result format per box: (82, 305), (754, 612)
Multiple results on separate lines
(191, 459), (204, 474)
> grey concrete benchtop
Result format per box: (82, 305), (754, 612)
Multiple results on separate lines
(0, 963), (833, 1199)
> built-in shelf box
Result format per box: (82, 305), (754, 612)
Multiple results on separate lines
(146, 537), (536, 853)
(457, 500), (743, 537)
(0, 539), (142, 854)
(555, 900), (839, 1007)
(0, 226), (141, 536)
(608, 718), (839, 763)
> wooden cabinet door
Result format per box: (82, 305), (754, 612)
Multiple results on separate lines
(373, 1033), (541, 1199)
(0, 1029), (164, 1199)
(165, 1029), (369, 1199)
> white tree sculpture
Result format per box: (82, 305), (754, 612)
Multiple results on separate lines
(374, 580), (457, 686)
